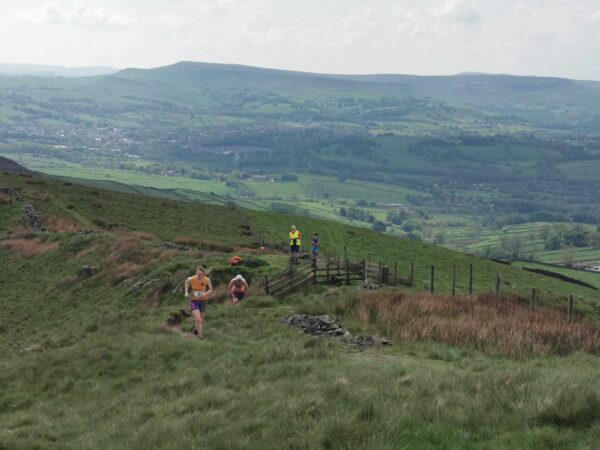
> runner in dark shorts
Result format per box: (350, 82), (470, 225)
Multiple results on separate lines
(184, 266), (213, 338)
(228, 274), (249, 305)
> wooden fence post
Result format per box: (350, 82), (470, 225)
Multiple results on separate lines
(362, 260), (367, 283)
(468, 264), (473, 295)
(495, 274), (501, 300)
(346, 260), (351, 285)
(378, 262), (383, 284)
(430, 265), (435, 293)
(337, 257), (341, 279)
(530, 288), (536, 312)
(409, 263), (415, 287)
(313, 259), (317, 285)
(567, 294), (574, 322)
(452, 264), (456, 297)
(326, 257), (330, 282)
(394, 262), (398, 286)
(264, 276), (270, 295)
(344, 246), (347, 262)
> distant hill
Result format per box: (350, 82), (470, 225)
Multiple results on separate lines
(0, 63), (118, 77)
(0, 157), (33, 176)
(113, 61), (600, 109)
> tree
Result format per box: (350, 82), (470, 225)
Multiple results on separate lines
(373, 221), (387, 232)
(561, 247), (577, 267)
(433, 232), (445, 245)
(339, 207), (347, 217)
(544, 234), (562, 251)
(538, 226), (550, 244)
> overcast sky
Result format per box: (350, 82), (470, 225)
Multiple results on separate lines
(1, 0), (599, 80)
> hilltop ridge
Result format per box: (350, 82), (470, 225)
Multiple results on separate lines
(0, 156), (33, 176)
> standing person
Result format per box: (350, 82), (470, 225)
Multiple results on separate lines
(311, 232), (320, 263)
(289, 225), (302, 264)
(184, 266), (213, 339)
(228, 274), (249, 305)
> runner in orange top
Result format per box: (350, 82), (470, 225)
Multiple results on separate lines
(184, 266), (213, 339)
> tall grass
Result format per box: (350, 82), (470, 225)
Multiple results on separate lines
(104, 236), (173, 284)
(0, 237), (59, 257)
(356, 292), (600, 357)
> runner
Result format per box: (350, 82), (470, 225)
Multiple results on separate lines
(184, 266), (213, 339)
(311, 232), (320, 263)
(289, 225), (302, 264)
(228, 274), (249, 305)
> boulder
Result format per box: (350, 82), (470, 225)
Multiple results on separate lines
(77, 266), (99, 280)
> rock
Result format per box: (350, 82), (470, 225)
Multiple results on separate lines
(77, 266), (99, 279)
(167, 309), (191, 326)
(22, 202), (45, 231)
(363, 282), (382, 290)
(0, 187), (21, 199)
(160, 241), (189, 251)
(284, 314), (391, 349)
(131, 279), (159, 291)
(20, 344), (44, 355)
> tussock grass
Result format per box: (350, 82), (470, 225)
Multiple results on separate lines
(104, 236), (173, 284)
(0, 237), (59, 257)
(356, 292), (600, 357)
(174, 236), (234, 253)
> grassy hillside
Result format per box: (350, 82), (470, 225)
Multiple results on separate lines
(2, 171), (599, 310)
(2, 171), (600, 448)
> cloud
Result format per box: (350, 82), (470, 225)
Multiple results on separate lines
(514, 4), (533, 19)
(430, 0), (482, 25)
(12, 2), (189, 34)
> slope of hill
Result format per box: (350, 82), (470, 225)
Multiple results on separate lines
(2, 169), (600, 448)
(0, 156), (34, 176)
(2, 168), (600, 448)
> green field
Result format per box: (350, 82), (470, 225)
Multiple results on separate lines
(512, 261), (600, 289)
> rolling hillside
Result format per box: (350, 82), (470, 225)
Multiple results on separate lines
(2, 162), (600, 448)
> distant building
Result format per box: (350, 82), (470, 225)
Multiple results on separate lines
(247, 175), (275, 182)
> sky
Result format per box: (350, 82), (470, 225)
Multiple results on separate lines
(1, 0), (600, 80)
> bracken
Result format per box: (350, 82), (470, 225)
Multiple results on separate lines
(357, 291), (600, 357)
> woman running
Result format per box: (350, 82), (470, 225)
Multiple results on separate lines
(228, 274), (249, 305)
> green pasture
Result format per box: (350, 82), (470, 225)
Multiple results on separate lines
(512, 261), (600, 290)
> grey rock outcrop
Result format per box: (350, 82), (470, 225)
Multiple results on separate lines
(22, 202), (45, 231)
(284, 314), (391, 349)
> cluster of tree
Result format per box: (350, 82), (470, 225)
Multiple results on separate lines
(541, 225), (600, 250)
(339, 207), (375, 223)
(478, 224), (600, 262)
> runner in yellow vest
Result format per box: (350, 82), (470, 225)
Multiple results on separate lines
(289, 225), (302, 264)
(184, 266), (213, 339)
